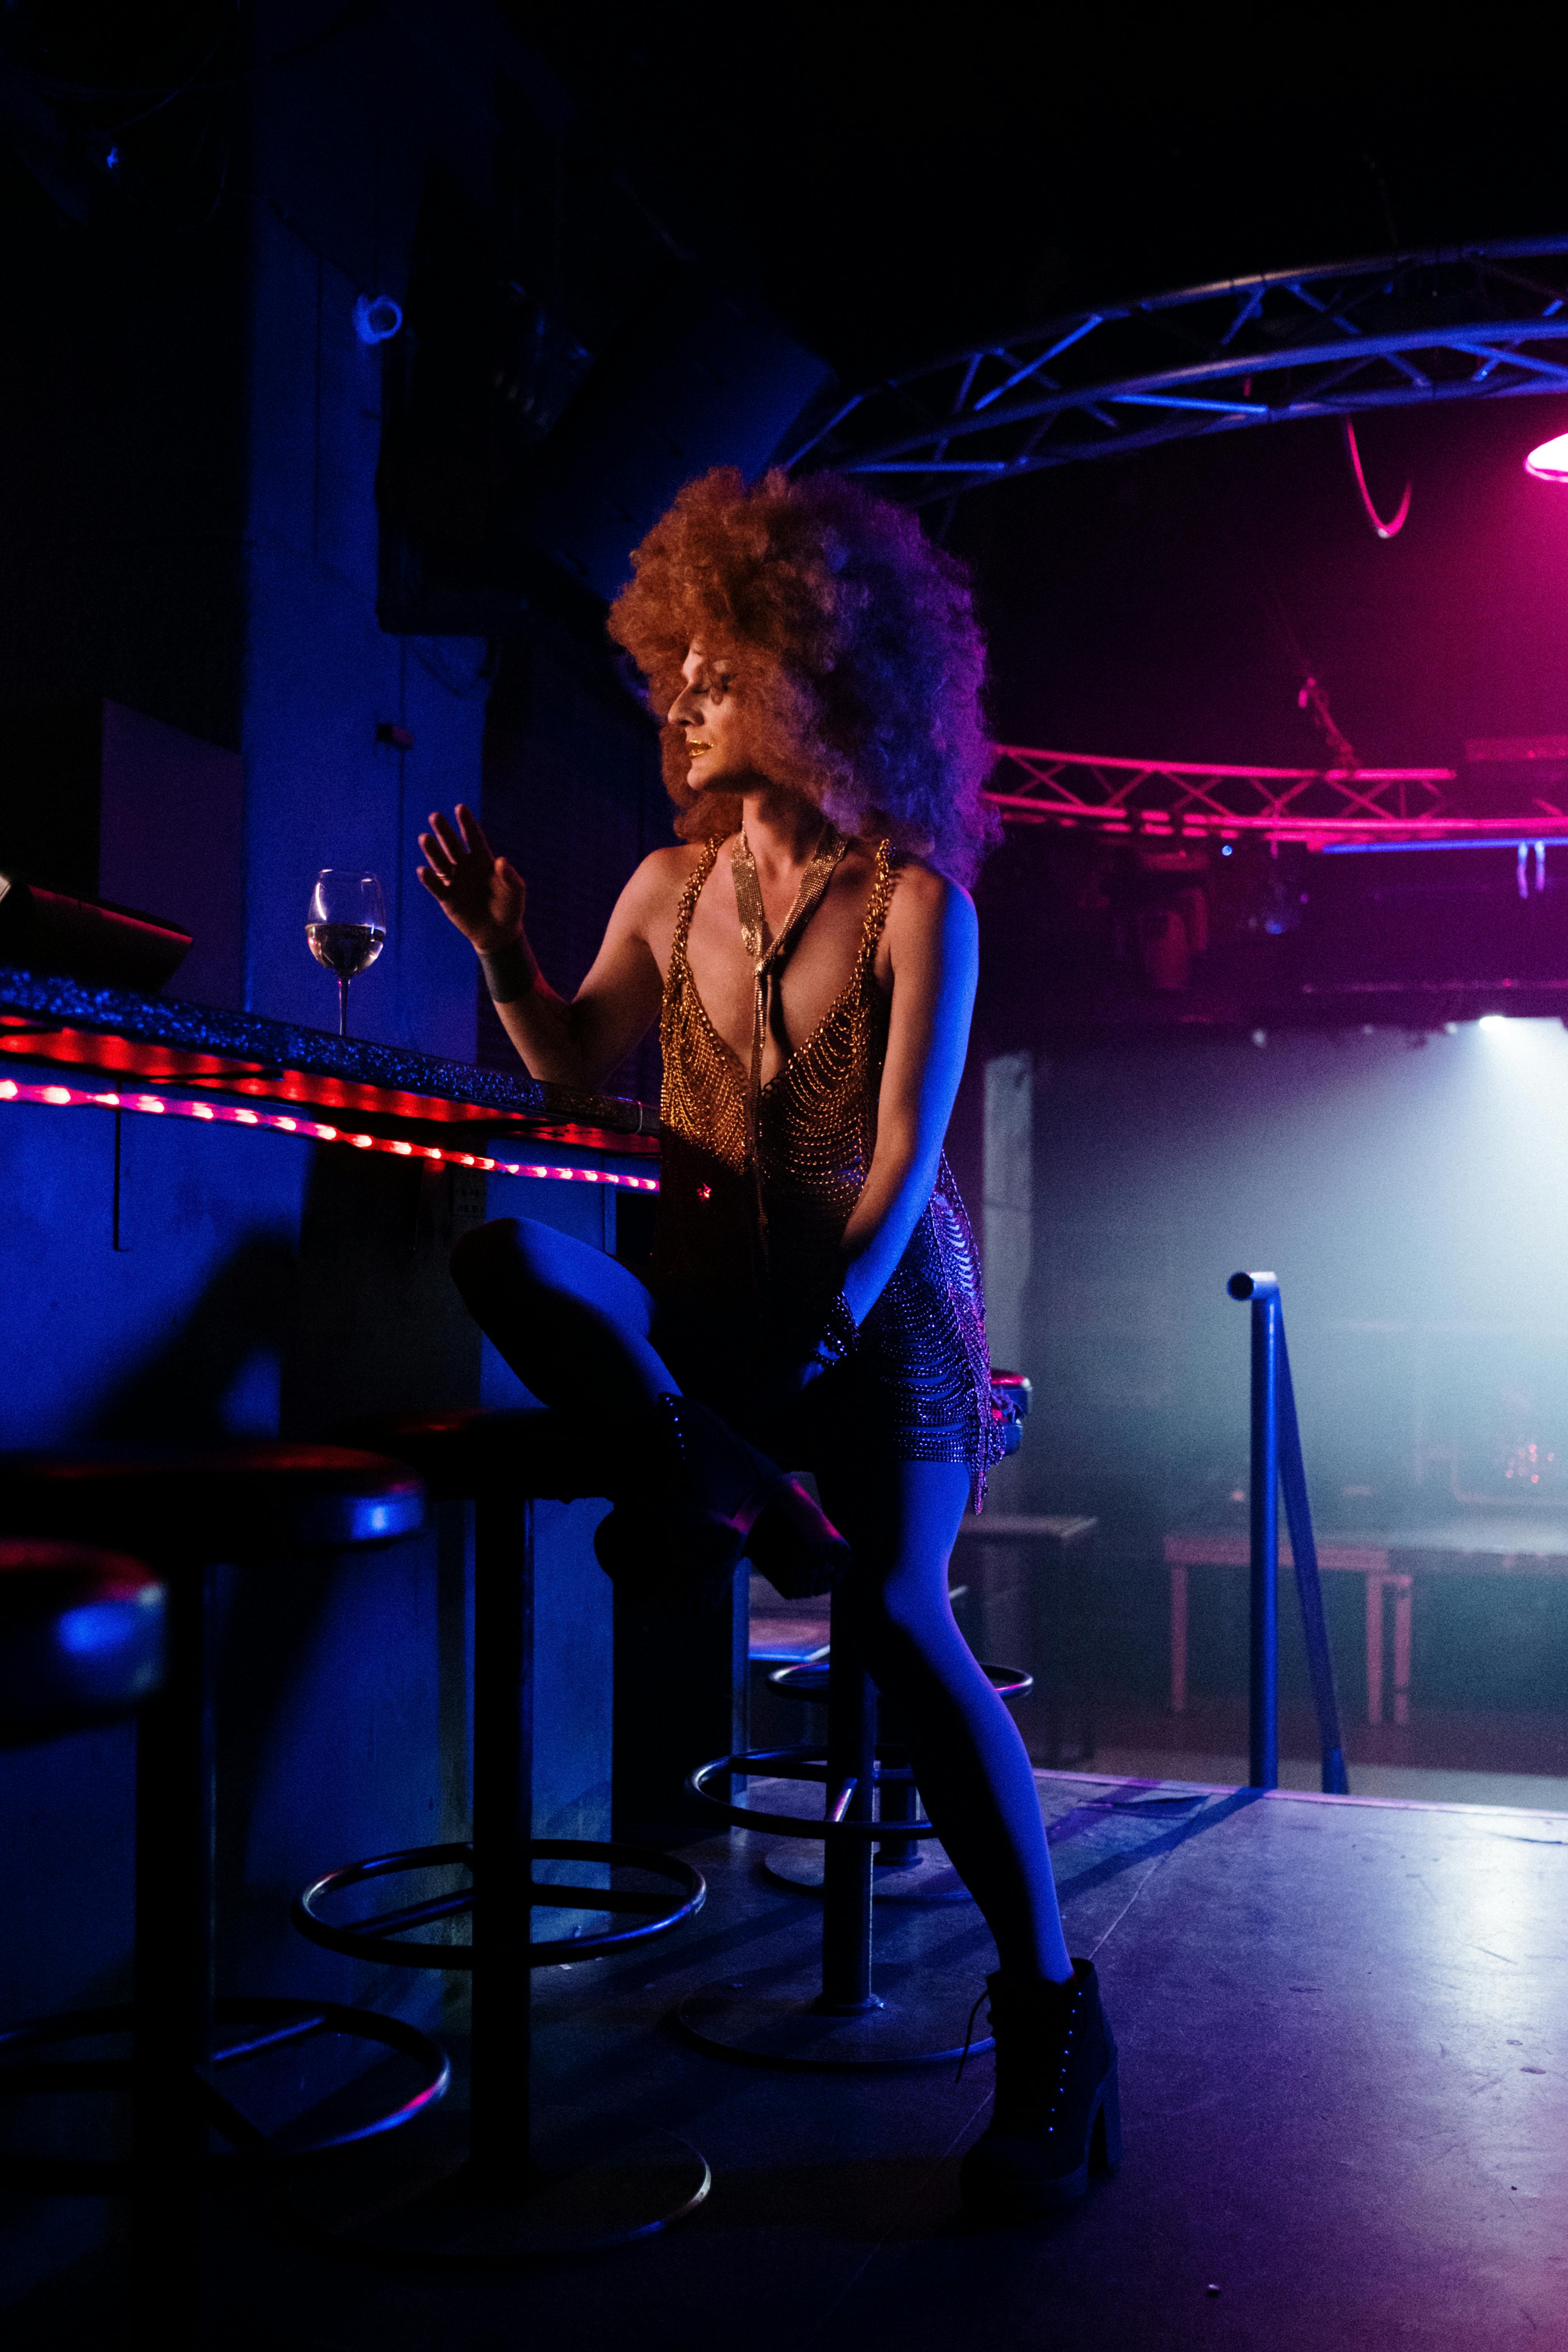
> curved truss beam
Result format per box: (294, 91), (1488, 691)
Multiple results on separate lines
(787, 238), (1568, 503)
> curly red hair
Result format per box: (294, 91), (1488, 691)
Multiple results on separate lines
(607, 468), (1000, 885)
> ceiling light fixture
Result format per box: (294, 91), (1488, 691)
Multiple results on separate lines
(1524, 433), (1568, 483)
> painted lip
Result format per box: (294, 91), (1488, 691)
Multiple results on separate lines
(686, 740), (712, 757)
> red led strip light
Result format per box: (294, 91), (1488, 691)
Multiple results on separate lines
(0, 1079), (660, 1190)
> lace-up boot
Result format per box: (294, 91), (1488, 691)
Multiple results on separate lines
(959, 1959), (1121, 2217)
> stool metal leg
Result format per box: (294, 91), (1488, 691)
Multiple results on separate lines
(873, 1769), (922, 1873)
(294, 1490), (710, 2262)
(132, 1561), (211, 2344)
(765, 1764), (973, 1902)
(679, 1594), (996, 2071)
(818, 1627), (877, 2014)
(470, 1492), (531, 2184)
(760, 1649), (1027, 1908)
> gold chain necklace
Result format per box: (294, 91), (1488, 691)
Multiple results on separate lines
(729, 819), (848, 1244)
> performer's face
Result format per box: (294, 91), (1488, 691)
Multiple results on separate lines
(669, 642), (757, 792)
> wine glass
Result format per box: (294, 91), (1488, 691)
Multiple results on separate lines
(307, 870), (387, 1038)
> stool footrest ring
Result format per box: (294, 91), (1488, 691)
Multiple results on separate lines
(769, 1657), (1033, 1701)
(0, 1996), (449, 2188)
(684, 1746), (942, 1840)
(293, 1837), (705, 1969)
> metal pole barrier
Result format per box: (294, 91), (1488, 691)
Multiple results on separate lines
(1229, 1272), (1279, 1790)
(1277, 1333), (1351, 1794)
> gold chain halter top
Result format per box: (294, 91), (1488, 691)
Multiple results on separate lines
(649, 834), (1003, 1502)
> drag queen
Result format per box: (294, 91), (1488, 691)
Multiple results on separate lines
(417, 466), (1119, 2214)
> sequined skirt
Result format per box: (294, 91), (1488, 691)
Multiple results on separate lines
(648, 1155), (1004, 1508)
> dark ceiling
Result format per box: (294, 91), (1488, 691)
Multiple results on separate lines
(523, 10), (1565, 383)
(524, 13), (1568, 1040)
(526, 11), (1568, 782)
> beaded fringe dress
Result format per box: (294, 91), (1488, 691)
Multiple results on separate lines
(649, 835), (1004, 1508)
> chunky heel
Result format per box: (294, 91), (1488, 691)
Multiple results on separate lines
(958, 1960), (1121, 2221)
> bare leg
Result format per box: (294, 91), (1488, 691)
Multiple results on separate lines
(450, 1216), (677, 1418)
(818, 1455), (1072, 1984)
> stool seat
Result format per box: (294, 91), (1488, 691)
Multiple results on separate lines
(0, 1540), (165, 1745)
(330, 1408), (603, 1504)
(989, 1370), (1033, 1458)
(0, 1443), (426, 1558)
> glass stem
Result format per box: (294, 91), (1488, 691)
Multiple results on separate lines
(338, 976), (350, 1039)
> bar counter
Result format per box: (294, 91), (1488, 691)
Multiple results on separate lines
(0, 962), (660, 1166)
(0, 957), (644, 2142)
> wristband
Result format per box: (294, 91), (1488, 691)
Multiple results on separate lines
(479, 938), (534, 1005)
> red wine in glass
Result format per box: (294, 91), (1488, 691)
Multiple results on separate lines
(307, 870), (386, 1037)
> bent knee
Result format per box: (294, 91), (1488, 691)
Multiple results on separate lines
(842, 1574), (916, 1647)
(848, 1569), (966, 1662)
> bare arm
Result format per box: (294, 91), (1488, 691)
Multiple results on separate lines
(416, 803), (664, 1089)
(835, 868), (979, 1329)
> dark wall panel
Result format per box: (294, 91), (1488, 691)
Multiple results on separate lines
(477, 618), (669, 1106)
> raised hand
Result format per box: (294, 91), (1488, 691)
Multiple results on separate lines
(416, 804), (526, 954)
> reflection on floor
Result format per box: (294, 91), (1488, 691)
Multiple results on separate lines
(9, 1770), (1565, 2351)
(1060, 1696), (1568, 1812)
(1089, 1747), (1568, 1811)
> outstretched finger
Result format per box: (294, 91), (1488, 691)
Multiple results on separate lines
(418, 828), (456, 881)
(429, 810), (466, 863)
(415, 862), (449, 900)
(454, 802), (496, 863)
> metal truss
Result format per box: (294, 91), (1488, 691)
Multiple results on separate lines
(785, 238), (1568, 503)
(984, 746), (1530, 846)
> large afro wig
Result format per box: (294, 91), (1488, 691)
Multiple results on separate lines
(607, 467), (1001, 886)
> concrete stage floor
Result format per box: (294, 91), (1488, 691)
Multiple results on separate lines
(11, 1772), (1566, 2350)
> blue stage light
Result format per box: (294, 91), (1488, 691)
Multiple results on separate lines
(354, 294), (403, 346)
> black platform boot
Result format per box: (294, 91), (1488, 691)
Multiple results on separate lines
(593, 1393), (851, 1611)
(959, 1959), (1121, 2218)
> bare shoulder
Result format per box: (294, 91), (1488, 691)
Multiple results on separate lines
(885, 857), (978, 955)
(620, 842), (712, 923)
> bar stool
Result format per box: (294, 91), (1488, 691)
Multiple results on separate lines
(0, 1542), (160, 2282)
(0, 1446), (449, 2324)
(678, 1370), (1035, 2068)
(0, 1449), (447, 2176)
(0, 1538), (163, 2242)
(759, 1655), (1033, 1904)
(0, 1536), (165, 1747)
(292, 1408), (711, 2263)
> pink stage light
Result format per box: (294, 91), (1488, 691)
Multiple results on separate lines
(0, 1078), (659, 1190)
(1524, 433), (1568, 483)
(1342, 418), (1411, 539)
